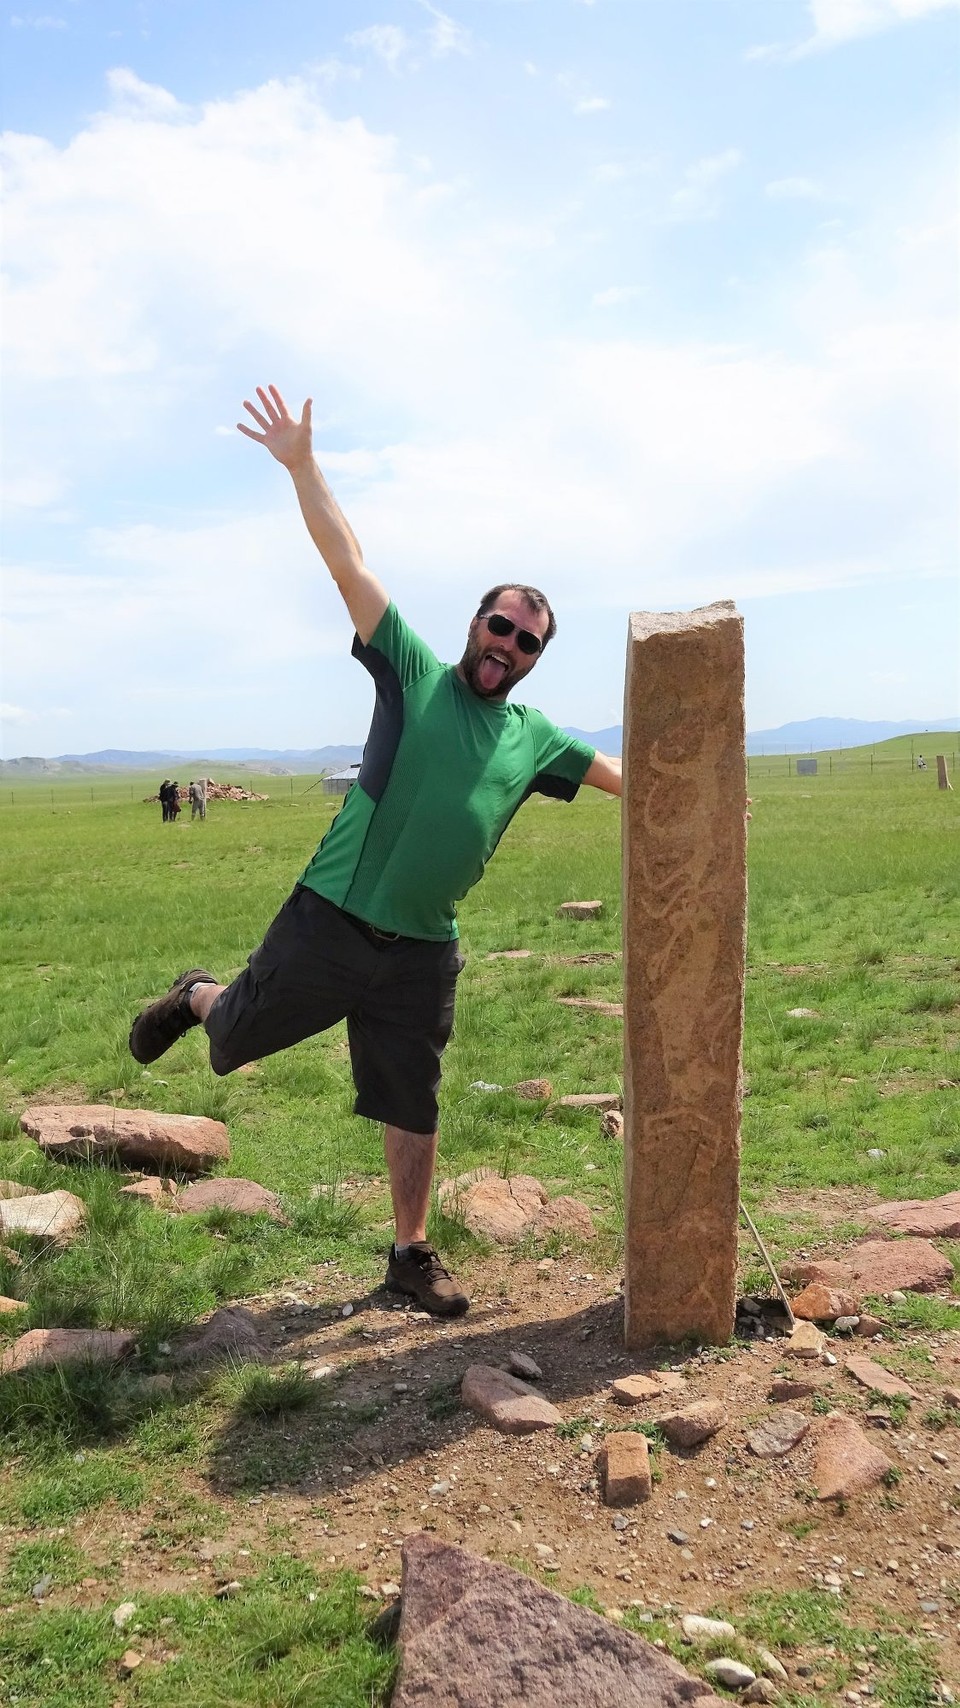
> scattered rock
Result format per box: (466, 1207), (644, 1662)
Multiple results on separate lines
(612, 1373), (666, 1405)
(512, 1079), (553, 1101)
(0, 1296), (26, 1314)
(117, 1650), (143, 1678)
(746, 1410), (810, 1458)
(854, 1314), (885, 1337)
(0, 1189), (86, 1247)
(486, 949), (533, 960)
(0, 1328), (135, 1375)
(558, 997), (623, 1017)
(600, 1432), (652, 1506)
(705, 1660), (756, 1690)
(786, 1239), (953, 1296)
(19, 1104), (230, 1174)
(0, 1181), (39, 1199)
(743, 1679), (780, 1703)
(785, 1008), (818, 1019)
(167, 1306), (264, 1368)
(119, 1177), (167, 1206)
(214, 1580), (242, 1599)
(557, 1093), (622, 1112)
(0, 1246), (21, 1268)
(866, 1190), (960, 1239)
(769, 1378), (819, 1403)
(174, 1178), (286, 1221)
(813, 1413), (893, 1500)
(756, 1649), (789, 1683)
(111, 1602), (137, 1628)
(681, 1615), (736, 1644)
(785, 1320), (826, 1360)
(658, 1399), (727, 1448)
(833, 1315), (859, 1334)
(461, 1364), (561, 1434)
(600, 1109), (624, 1139)
(790, 1282), (860, 1322)
(844, 1356), (917, 1400)
(532, 1196), (596, 1240)
(506, 1351), (543, 1381)
(392, 1534), (725, 1708)
(437, 1171), (545, 1242)
(941, 1387), (960, 1410)
(557, 901), (604, 921)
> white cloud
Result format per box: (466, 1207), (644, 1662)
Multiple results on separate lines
(591, 285), (643, 308)
(574, 95), (611, 115)
(105, 67), (184, 116)
(9, 13), (66, 28)
(347, 24), (411, 71)
(748, 0), (959, 60)
(765, 176), (824, 200)
(670, 148), (743, 221)
(419, 1), (472, 57)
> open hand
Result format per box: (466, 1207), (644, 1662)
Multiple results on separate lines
(237, 384), (312, 470)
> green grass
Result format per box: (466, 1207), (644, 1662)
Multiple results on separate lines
(1, 743), (958, 1703)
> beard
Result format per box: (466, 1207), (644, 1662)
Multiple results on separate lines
(458, 630), (530, 700)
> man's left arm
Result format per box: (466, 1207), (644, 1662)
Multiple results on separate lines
(582, 752), (622, 797)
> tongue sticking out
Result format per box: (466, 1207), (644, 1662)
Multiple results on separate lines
(478, 654), (508, 692)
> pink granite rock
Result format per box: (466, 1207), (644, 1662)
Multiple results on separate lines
(601, 1432), (653, 1505)
(0, 1328), (135, 1375)
(0, 1296), (26, 1314)
(813, 1413), (893, 1500)
(557, 1093), (622, 1112)
(437, 1172), (546, 1242)
(461, 1364), (561, 1434)
(174, 1178), (286, 1221)
(557, 901), (604, 920)
(392, 1534), (725, 1708)
(790, 1283), (860, 1321)
(0, 1181), (39, 1200)
(657, 1399), (727, 1448)
(612, 1373), (666, 1405)
(866, 1191), (960, 1239)
(769, 1377), (821, 1403)
(119, 1177), (166, 1206)
(532, 1197), (595, 1240)
(20, 1104), (230, 1174)
(785, 1239), (953, 1297)
(844, 1356), (917, 1400)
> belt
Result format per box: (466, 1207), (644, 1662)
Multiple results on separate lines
(343, 909), (404, 945)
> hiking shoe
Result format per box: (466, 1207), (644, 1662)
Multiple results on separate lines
(129, 968), (217, 1064)
(385, 1243), (469, 1317)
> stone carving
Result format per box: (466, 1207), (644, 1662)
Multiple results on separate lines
(622, 604), (746, 1347)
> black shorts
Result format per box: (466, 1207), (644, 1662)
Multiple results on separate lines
(204, 886), (465, 1135)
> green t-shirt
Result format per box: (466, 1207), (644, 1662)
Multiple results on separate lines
(300, 603), (595, 940)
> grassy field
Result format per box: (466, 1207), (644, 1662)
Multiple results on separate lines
(0, 737), (958, 1704)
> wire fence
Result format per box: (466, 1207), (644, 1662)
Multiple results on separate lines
(746, 747), (958, 780)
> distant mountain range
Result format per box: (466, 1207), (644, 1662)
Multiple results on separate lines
(2, 717), (958, 775)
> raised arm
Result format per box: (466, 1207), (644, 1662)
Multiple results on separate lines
(583, 752), (622, 796)
(237, 384), (389, 644)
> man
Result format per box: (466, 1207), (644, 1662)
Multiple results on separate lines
(130, 384), (622, 1317)
(159, 779), (173, 823)
(189, 779), (207, 820)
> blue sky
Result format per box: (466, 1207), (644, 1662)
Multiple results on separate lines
(2, 0), (958, 755)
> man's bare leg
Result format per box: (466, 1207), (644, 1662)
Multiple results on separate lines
(384, 1124), (438, 1245)
(383, 1124), (468, 1316)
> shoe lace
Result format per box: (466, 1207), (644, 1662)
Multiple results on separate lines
(411, 1244), (451, 1282)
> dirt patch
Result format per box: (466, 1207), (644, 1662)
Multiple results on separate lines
(8, 1251), (958, 1687)
(761, 1186), (882, 1230)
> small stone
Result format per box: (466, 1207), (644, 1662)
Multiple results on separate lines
(844, 1356), (917, 1400)
(175, 1176), (286, 1220)
(920, 1600), (940, 1614)
(557, 1092), (622, 1112)
(429, 1481), (451, 1496)
(931, 1450), (948, 1466)
(506, 1351), (543, 1381)
(657, 1399), (727, 1448)
(747, 1410), (810, 1458)
(940, 1388), (960, 1410)
(118, 1650), (143, 1678)
(534, 1543), (557, 1562)
(214, 1580), (242, 1598)
(1, 1327), (136, 1375)
(309, 1364), (335, 1380)
(769, 1378), (819, 1402)
(681, 1614), (736, 1644)
(705, 1659), (757, 1690)
(0, 1295), (26, 1314)
(461, 1364), (561, 1434)
(756, 1649), (789, 1682)
(601, 1109), (624, 1139)
(611, 1373), (664, 1405)
(0, 1189), (86, 1247)
(743, 1680), (780, 1704)
(741, 1520), (755, 1531)
(557, 900), (604, 920)
(834, 1316), (860, 1334)
(342, 1303), (354, 1318)
(854, 1314), (885, 1338)
(601, 1432), (653, 1506)
(380, 1581), (401, 1598)
(512, 1079), (553, 1101)
(814, 1413), (894, 1500)
(112, 1601), (137, 1628)
(790, 1283), (860, 1322)
(785, 1320), (826, 1360)
(31, 1573), (52, 1600)
(667, 1528), (689, 1545)
(536, 1258), (554, 1273)
(612, 1514), (629, 1531)
(785, 1007), (818, 1019)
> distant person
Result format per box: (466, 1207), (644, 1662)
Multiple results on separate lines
(168, 781), (182, 821)
(130, 383), (621, 1319)
(916, 755), (926, 771)
(189, 780), (207, 820)
(159, 779), (174, 822)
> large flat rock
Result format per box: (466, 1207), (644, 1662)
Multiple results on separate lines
(866, 1192), (960, 1239)
(174, 1178), (285, 1220)
(0, 1189), (86, 1246)
(437, 1171), (594, 1244)
(1, 1327), (136, 1375)
(461, 1364), (561, 1434)
(785, 1238), (953, 1297)
(20, 1105), (230, 1175)
(393, 1533), (725, 1707)
(813, 1413), (893, 1501)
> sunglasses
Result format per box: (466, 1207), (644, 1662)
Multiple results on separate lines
(482, 611), (544, 656)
